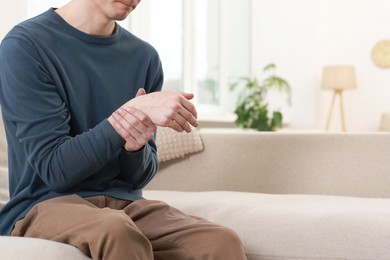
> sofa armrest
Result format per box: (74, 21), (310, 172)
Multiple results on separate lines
(146, 129), (390, 198)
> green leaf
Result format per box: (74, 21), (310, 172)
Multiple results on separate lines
(232, 63), (291, 131)
(263, 63), (276, 72)
(270, 111), (283, 130)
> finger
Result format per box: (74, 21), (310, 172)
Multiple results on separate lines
(113, 110), (148, 146)
(115, 125), (142, 151)
(169, 111), (192, 133)
(174, 104), (198, 128)
(116, 109), (150, 142)
(136, 88), (146, 97)
(178, 95), (198, 121)
(111, 114), (141, 150)
(165, 119), (186, 133)
(124, 141), (144, 152)
(117, 108), (156, 145)
(125, 107), (156, 140)
(180, 92), (195, 100)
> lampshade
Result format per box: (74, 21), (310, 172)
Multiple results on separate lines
(321, 66), (357, 90)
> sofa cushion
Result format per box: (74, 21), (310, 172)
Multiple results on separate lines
(144, 190), (390, 260)
(156, 126), (203, 163)
(0, 237), (91, 260)
(0, 111), (8, 208)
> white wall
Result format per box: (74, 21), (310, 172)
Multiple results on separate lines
(1, 1), (72, 40)
(0, 1), (27, 40)
(252, 0), (390, 132)
(3, 0), (390, 132)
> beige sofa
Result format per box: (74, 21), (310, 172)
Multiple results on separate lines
(2, 119), (390, 259)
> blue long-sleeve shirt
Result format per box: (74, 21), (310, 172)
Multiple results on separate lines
(0, 8), (163, 235)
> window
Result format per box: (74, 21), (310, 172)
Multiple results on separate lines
(130, 0), (252, 120)
(28, 0), (252, 121)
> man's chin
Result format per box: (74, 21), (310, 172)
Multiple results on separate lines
(115, 15), (129, 21)
(112, 3), (133, 20)
(111, 10), (132, 21)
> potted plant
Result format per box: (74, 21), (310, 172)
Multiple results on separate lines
(230, 63), (292, 131)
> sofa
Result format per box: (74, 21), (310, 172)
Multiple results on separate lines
(1, 118), (390, 259)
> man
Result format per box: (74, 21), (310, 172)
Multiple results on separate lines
(0, 0), (247, 259)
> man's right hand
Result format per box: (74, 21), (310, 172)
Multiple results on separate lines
(108, 106), (156, 152)
(122, 90), (199, 133)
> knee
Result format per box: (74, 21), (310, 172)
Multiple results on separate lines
(205, 226), (246, 259)
(212, 226), (243, 246)
(94, 209), (152, 259)
(97, 209), (147, 243)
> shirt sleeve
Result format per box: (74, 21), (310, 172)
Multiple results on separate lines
(117, 50), (164, 189)
(0, 34), (126, 193)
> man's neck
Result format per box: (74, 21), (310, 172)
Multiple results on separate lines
(55, 1), (116, 36)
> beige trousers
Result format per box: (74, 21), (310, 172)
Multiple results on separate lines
(11, 195), (246, 260)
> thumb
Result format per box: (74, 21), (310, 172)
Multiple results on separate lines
(136, 88), (146, 97)
(180, 92), (195, 100)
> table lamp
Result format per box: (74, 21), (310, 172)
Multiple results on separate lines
(321, 65), (356, 132)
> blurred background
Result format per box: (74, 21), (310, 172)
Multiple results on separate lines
(1, 0), (390, 132)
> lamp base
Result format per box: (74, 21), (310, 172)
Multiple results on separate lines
(324, 90), (347, 132)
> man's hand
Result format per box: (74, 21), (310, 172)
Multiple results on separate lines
(122, 89), (198, 133)
(108, 107), (156, 152)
